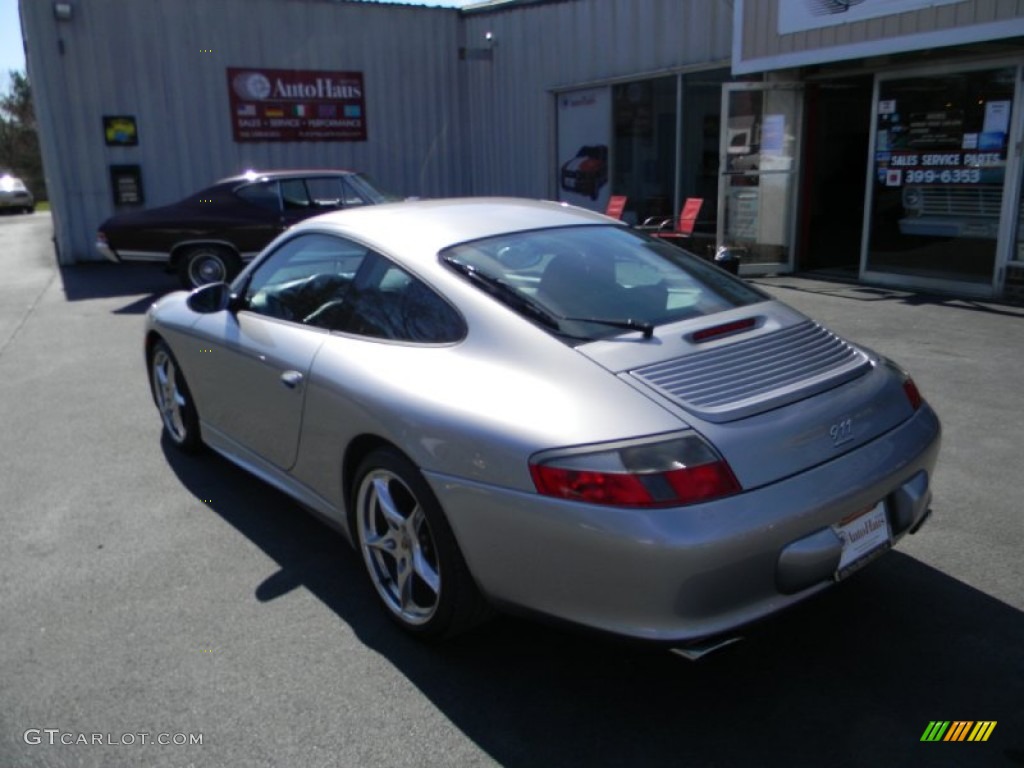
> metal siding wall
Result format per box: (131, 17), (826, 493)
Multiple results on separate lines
(22, 0), (464, 263)
(23, 0), (735, 263)
(740, 0), (1024, 65)
(460, 0), (733, 198)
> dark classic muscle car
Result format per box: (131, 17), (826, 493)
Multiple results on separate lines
(96, 169), (397, 287)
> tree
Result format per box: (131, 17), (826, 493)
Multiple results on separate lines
(0, 70), (45, 200)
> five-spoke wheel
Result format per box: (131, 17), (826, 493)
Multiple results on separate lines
(352, 448), (488, 638)
(149, 340), (201, 452)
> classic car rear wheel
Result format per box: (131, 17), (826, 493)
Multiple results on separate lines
(352, 448), (488, 638)
(149, 340), (202, 453)
(178, 245), (239, 289)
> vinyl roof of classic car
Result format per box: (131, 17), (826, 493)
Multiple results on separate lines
(216, 169), (362, 185)
(290, 197), (623, 262)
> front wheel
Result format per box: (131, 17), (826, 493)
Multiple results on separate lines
(148, 340), (202, 452)
(351, 448), (489, 638)
(178, 245), (239, 289)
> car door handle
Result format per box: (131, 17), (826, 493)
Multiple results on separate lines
(280, 370), (303, 389)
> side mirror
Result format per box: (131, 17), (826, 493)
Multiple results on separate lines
(186, 281), (235, 313)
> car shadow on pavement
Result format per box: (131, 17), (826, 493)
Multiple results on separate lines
(752, 277), (1024, 319)
(162, 439), (1024, 768)
(59, 262), (176, 311)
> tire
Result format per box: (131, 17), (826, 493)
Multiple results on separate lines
(178, 245), (239, 289)
(351, 448), (489, 639)
(148, 340), (202, 453)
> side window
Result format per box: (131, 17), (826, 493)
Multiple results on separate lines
(339, 177), (371, 207)
(342, 254), (465, 343)
(235, 181), (280, 212)
(280, 179), (311, 211)
(305, 177), (344, 210)
(244, 233), (369, 327)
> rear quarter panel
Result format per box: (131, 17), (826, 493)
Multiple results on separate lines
(290, 316), (692, 513)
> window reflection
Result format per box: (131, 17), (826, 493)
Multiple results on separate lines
(867, 67), (1015, 283)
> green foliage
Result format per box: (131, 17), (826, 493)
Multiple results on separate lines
(0, 69), (46, 201)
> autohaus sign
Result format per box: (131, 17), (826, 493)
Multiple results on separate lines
(227, 67), (367, 142)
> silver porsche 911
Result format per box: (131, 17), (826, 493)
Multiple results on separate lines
(145, 198), (941, 646)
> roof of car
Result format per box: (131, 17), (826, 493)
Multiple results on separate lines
(292, 197), (621, 260)
(216, 169), (359, 185)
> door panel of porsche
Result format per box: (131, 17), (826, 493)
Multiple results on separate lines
(191, 232), (371, 469)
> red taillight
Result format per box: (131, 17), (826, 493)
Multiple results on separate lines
(529, 466), (653, 506)
(663, 462), (741, 502)
(881, 357), (925, 412)
(530, 434), (741, 507)
(902, 378), (923, 410)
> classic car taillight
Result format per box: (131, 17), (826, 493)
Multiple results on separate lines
(529, 433), (740, 507)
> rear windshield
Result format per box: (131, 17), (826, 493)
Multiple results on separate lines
(440, 225), (766, 342)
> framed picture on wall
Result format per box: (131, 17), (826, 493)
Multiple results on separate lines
(104, 116), (138, 146)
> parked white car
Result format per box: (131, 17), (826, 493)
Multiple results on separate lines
(0, 174), (35, 214)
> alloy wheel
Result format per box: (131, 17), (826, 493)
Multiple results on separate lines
(151, 347), (189, 444)
(356, 468), (442, 626)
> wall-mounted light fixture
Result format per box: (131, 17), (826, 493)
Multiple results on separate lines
(53, 2), (73, 21)
(459, 29), (497, 61)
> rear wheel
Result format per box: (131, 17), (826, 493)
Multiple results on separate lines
(351, 448), (489, 638)
(178, 245), (239, 289)
(148, 340), (202, 453)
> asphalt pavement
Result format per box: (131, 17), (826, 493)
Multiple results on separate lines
(1, 211), (1022, 768)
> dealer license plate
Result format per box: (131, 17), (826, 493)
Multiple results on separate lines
(834, 501), (891, 579)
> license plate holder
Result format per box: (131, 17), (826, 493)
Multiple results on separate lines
(834, 501), (891, 580)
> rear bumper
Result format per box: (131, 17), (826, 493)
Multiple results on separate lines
(429, 404), (941, 642)
(0, 195), (33, 209)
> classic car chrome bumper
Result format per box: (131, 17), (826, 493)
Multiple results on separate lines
(95, 238), (120, 263)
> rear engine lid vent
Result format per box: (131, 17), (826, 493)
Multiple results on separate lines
(630, 321), (870, 422)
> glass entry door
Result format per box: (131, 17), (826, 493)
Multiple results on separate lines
(718, 82), (803, 272)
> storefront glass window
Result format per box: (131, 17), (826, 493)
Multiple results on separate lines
(611, 76), (677, 225)
(867, 67), (1016, 284)
(1010, 148), (1024, 299)
(680, 69), (730, 254)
